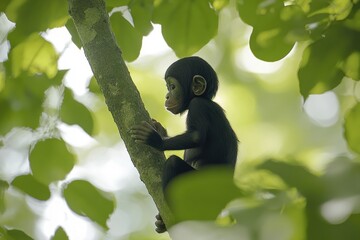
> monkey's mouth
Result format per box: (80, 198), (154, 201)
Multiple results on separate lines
(166, 105), (177, 109)
(165, 102), (178, 110)
(165, 104), (180, 113)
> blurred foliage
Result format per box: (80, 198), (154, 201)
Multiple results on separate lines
(152, 0), (218, 57)
(344, 103), (360, 154)
(63, 180), (115, 230)
(11, 174), (51, 201)
(60, 88), (94, 135)
(30, 139), (75, 185)
(51, 227), (69, 240)
(0, 227), (33, 240)
(167, 167), (242, 223)
(0, 0), (359, 239)
(110, 12), (143, 62)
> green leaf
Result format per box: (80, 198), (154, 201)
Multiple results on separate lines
(153, 0), (218, 57)
(130, 0), (154, 36)
(342, 51), (360, 80)
(110, 12), (143, 62)
(0, 227), (34, 240)
(5, 0), (68, 45)
(0, 70), (65, 134)
(88, 76), (101, 94)
(65, 19), (82, 49)
(106, 0), (130, 8)
(51, 227), (68, 240)
(309, 0), (353, 21)
(211, 0), (229, 11)
(298, 27), (351, 98)
(0, 97), (41, 134)
(344, 103), (360, 154)
(60, 88), (94, 135)
(259, 160), (325, 202)
(0, 180), (9, 213)
(63, 180), (115, 229)
(167, 167), (242, 222)
(236, 0), (283, 28)
(250, 27), (295, 62)
(237, 2), (306, 61)
(0, 0), (11, 12)
(12, 174), (51, 201)
(7, 229), (34, 240)
(30, 139), (75, 185)
(9, 33), (58, 78)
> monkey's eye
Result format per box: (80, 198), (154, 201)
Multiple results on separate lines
(167, 84), (175, 91)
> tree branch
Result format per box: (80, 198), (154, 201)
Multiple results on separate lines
(68, 0), (174, 229)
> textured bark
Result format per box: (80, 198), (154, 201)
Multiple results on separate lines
(68, 0), (174, 230)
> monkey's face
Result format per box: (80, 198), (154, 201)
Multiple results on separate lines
(165, 77), (184, 114)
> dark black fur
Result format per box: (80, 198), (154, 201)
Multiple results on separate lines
(162, 57), (238, 188)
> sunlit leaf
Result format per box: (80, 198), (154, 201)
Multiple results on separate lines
(9, 33), (58, 78)
(236, 0), (283, 28)
(130, 0), (154, 36)
(344, 103), (360, 154)
(60, 88), (94, 135)
(51, 227), (68, 240)
(153, 0), (218, 57)
(110, 12), (142, 62)
(298, 26), (352, 98)
(30, 139), (75, 185)
(167, 167), (242, 222)
(5, 0), (68, 45)
(237, 2), (306, 61)
(250, 28), (295, 61)
(342, 51), (360, 80)
(63, 180), (115, 229)
(12, 174), (51, 201)
(345, 7), (360, 31)
(211, 0), (229, 11)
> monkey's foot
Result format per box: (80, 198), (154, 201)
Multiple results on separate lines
(155, 213), (167, 233)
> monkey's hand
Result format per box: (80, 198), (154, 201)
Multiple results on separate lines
(152, 119), (168, 138)
(130, 121), (164, 151)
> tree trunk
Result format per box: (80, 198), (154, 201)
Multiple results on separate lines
(68, 0), (174, 230)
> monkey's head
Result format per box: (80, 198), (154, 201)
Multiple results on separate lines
(164, 56), (218, 114)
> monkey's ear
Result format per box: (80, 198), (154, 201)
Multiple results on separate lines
(192, 75), (207, 96)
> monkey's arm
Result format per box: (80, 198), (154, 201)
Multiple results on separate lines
(162, 131), (202, 150)
(130, 121), (203, 151)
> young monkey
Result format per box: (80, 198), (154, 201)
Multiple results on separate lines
(131, 56), (238, 232)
